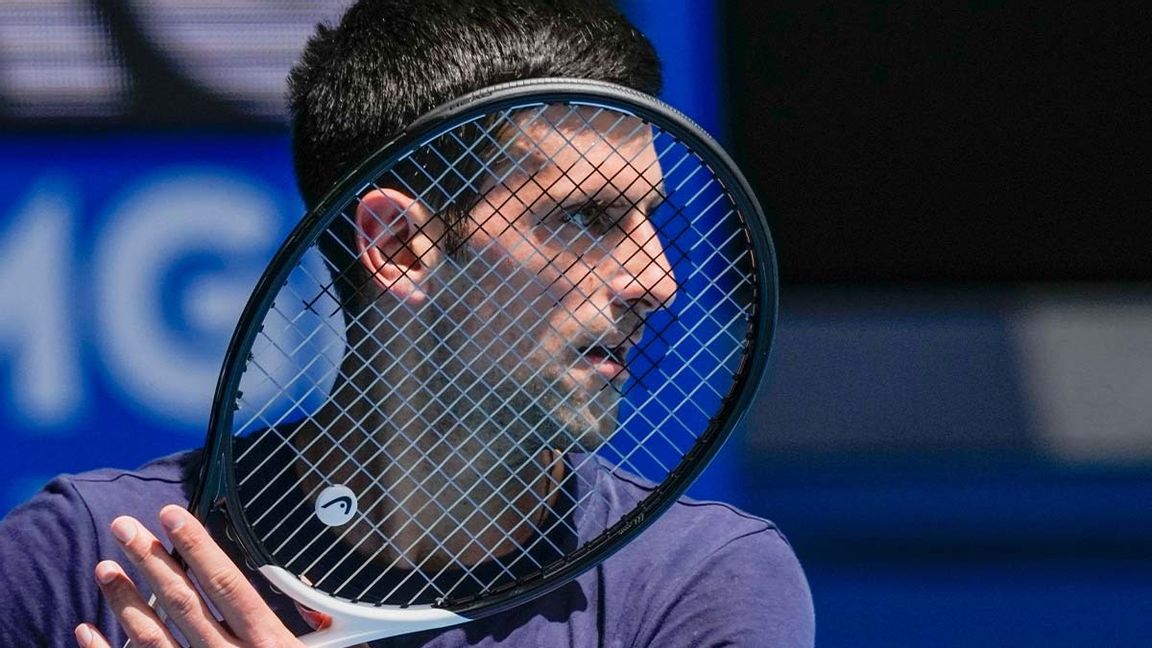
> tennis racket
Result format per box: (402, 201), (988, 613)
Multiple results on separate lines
(177, 78), (776, 647)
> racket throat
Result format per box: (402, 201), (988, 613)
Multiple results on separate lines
(259, 565), (469, 646)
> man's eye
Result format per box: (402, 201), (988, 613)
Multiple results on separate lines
(557, 203), (611, 233)
(560, 209), (593, 227)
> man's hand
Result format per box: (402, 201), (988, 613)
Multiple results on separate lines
(73, 504), (348, 648)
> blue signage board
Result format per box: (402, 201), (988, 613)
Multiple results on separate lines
(0, 133), (303, 512)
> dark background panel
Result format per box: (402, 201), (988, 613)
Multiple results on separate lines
(724, 1), (1150, 283)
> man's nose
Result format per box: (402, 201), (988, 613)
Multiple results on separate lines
(606, 214), (678, 316)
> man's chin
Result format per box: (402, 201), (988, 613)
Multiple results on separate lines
(547, 398), (618, 452)
(500, 362), (620, 451)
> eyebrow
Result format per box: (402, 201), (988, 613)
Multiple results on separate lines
(563, 177), (667, 215)
(504, 148), (667, 212)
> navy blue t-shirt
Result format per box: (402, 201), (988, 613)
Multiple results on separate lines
(0, 452), (814, 647)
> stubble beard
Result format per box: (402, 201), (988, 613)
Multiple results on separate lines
(355, 307), (618, 570)
(422, 313), (621, 474)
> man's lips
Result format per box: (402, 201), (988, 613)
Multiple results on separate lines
(579, 343), (632, 379)
(581, 344), (626, 362)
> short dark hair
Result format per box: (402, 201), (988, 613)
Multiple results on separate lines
(286, 0), (662, 313)
(287, 0), (662, 209)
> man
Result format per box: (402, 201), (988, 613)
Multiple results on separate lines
(0, 1), (814, 646)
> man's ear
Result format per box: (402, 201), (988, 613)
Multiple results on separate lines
(355, 188), (443, 304)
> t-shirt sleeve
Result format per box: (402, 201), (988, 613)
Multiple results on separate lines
(0, 476), (109, 646)
(635, 527), (816, 648)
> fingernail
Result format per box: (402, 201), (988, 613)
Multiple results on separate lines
(160, 506), (186, 533)
(95, 561), (118, 585)
(74, 623), (93, 647)
(110, 517), (137, 544)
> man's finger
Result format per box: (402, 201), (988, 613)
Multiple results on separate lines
(74, 623), (111, 648)
(156, 504), (296, 645)
(108, 515), (232, 646)
(91, 560), (181, 648)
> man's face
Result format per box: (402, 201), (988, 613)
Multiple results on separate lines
(327, 109), (679, 566)
(434, 107), (678, 452)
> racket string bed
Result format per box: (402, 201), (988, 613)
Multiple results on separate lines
(248, 133), (741, 594)
(140, 79), (777, 647)
(244, 119), (662, 551)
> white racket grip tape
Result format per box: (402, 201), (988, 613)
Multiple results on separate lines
(260, 565), (469, 647)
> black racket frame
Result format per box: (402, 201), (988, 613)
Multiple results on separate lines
(193, 78), (779, 618)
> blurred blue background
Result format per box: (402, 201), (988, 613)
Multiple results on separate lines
(2, 2), (1150, 645)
